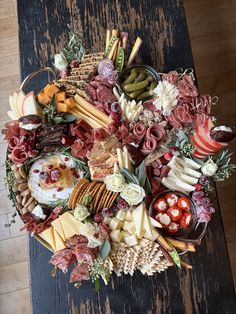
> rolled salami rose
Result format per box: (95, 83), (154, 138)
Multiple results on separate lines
(146, 124), (165, 143)
(11, 146), (28, 164)
(141, 138), (157, 155)
(132, 122), (146, 143)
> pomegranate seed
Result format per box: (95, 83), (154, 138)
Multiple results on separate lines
(48, 165), (53, 169)
(56, 187), (63, 192)
(33, 169), (39, 173)
(60, 164), (66, 169)
(64, 157), (69, 161)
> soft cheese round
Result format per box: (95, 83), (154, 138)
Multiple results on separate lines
(28, 154), (82, 205)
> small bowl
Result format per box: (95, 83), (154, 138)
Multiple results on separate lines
(149, 190), (198, 238)
(117, 64), (160, 102)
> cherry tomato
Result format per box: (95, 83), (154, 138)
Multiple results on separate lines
(165, 193), (178, 206)
(166, 222), (180, 234)
(194, 183), (202, 191)
(154, 198), (168, 213)
(177, 197), (190, 211)
(155, 213), (171, 227)
(164, 152), (172, 161)
(167, 206), (183, 222)
(180, 212), (193, 228)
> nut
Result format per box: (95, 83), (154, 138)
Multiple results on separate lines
(18, 183), (28, 192)
(15, 201), (23, 210)
(21, 195), (28, 206)
(16, 194), (22, 204)
(18, 167), (27, 179)
(24, 196), (34, 207)
(21, 207), (29, 214)
(14, 171), (22, 180)
(13, 182), (19, 192)
(11, 164), (18, 171)
(20, 189), (30, 197)
(27, 202), (35, 212)
(17, 163), (24, 168)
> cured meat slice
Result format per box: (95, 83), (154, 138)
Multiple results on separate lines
(50, 249), (76, 272)
(73, 243), (97, 264)
(8, 137), (20, 152)
(71, 139), (88, 159)
(70, 263), (90, 283)
(11, 146), (28, 164)
(146, 124), (165, 143)
(132, 122), (146, 143)
(141, 138), (157, 155)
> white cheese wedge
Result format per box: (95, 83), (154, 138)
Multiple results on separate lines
(162, 177), (188, 194)
(143, 228), (159, 241)
(149, 216), (163, 228)
(184, 167), (201, 179)
(182, 157), (201, 169)
(39, 227), (56, 252)
(59, 212), (84, 239)
(124, 235), (138, 246)
(51, 217), (66, 241)
(122, 220), (130, 232)
(110, 229), (122, 242)
(132, 203), (144, 238)
(53, 229), (66, 251)
(117, 148), (124, 169)
(143, 208), (153, 237)
(181, 174), (198, 185)
(103, 217), (112, 225)
(116, 210), (126, 221)
(121, 230), (130, 240)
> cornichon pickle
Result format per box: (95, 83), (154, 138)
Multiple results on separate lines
(129, 89), (145, 98)
(134, 72), (147, 83)
(137, 90), (153, 100)
(149, 81), (157, 91)
(123, 79), (149, 92)
(146, 75), (154, 82)
(122, 71), (138, 85)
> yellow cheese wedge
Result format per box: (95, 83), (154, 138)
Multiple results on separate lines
(70, 108), (103, 129)
(75, 104), (107, 128)
(51, 218), (66, 241)
(39, 227), (56, 252)
(59, 212), (84, 239)
(53, 229), (66, 251)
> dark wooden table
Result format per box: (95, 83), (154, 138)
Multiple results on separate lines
(17, 1), (236, 313)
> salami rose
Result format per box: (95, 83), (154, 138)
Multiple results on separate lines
(132, 122), (146, 143)
(178, 75), (198, 102)
(8, 137), (20, 152)
(146, 124), (165, 143)
(162, 71), (179, 85)
(11, 147), (28, 164)
(141, 138), (157, 155)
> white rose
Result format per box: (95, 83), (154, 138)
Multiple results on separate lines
(54, 53), (68, 71)
(104, 173), (126, 192)
(73, 204), (90, 221)
(201, 159), (218, 177)
(120, 183), (145, 206)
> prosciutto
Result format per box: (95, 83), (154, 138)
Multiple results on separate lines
(50, 249), (76, 273)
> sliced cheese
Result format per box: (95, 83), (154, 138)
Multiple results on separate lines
(39, 227), (56, 252)
(184, 167), (201, 179)
(125, 211), (133, 221)
(70, 108), (103, 129)
(110, 229), (122, 242)
(109, 217), (122, 231)
(103, 217), (112, 225)
(126, 222), (136, 235)
(117, 148), (124, 168)
(116, 210), (126, 221)
(149, 216), (162, 228)
(51, 218), (66, 241)
(143, 228), (159, 241)
(75, 103), (107, 128)
(59, 212), (84, 239)
(132, 203), (144, 238)
(182, 157), (201, 169)
(123, 146), (132, 171)
(53, 229), (66, 251)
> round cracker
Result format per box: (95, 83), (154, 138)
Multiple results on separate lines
(94, 183), (106, 211)
(71, 179), (90, 209)
(76, 181), (90, 206)
(80, 181), (97, 201)
(97, 188), (110, 212)
(107, 192), (119, 208)
(103, 190), (114, 209)
(68, 178), (87, 208)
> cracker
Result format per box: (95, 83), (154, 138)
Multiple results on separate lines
(98, 188), (110, 211)
(107, 192), (119, 208)
(67, 179), (86, 208)
(94, 183), (106, 213)
(79, 181), (95, 202)
(70, 179), (89, 209)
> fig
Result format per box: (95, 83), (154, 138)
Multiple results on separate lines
(19, 114), (42, 124)
(210, 126), (235, 143)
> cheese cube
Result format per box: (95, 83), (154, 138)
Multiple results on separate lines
(116, 210), (126, 221)
(109, 218), (122, 231)
(103, 217), (112, 225)
(122, 220), (130, 232)
(124, 235), (138, 246)
(120, 230), (130, 240)
(127, 222), (136, 235)
(125, 211), (132, 221)
(110, 230), (122, 242)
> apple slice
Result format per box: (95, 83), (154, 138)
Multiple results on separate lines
(192, 134), (218, 154)
(7, 110), (19, 120)
(16, 90), (26, 116)
(12, 91), (21, 118)
(22, 91), (44, 118)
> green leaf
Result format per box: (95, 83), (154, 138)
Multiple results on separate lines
(121, 168), (139, 185)
(62, 114), (77, 122)
(95, 278), (100, 292)
(100, 240), (111, 260)
(168, 244), (181, 268)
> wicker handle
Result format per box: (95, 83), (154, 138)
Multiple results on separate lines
(20, 67), (56, 92)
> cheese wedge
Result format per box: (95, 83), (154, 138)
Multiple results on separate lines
(70, 108), (103, 129)
(117, 148), (124, 168)
(132, 203), (144, 238)
(53, 229), (66, 251)
(143, 209), (153, 237)
(123, 146), (132, 171)
(59, 212), (84, 239)
(51, 218), (66, 241)
(149, 216), (162, 228)
(39, 227), (56, 252)
(75, 104), (107, 128)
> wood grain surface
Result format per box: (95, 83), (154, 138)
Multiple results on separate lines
(16, 0), (236, 313)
